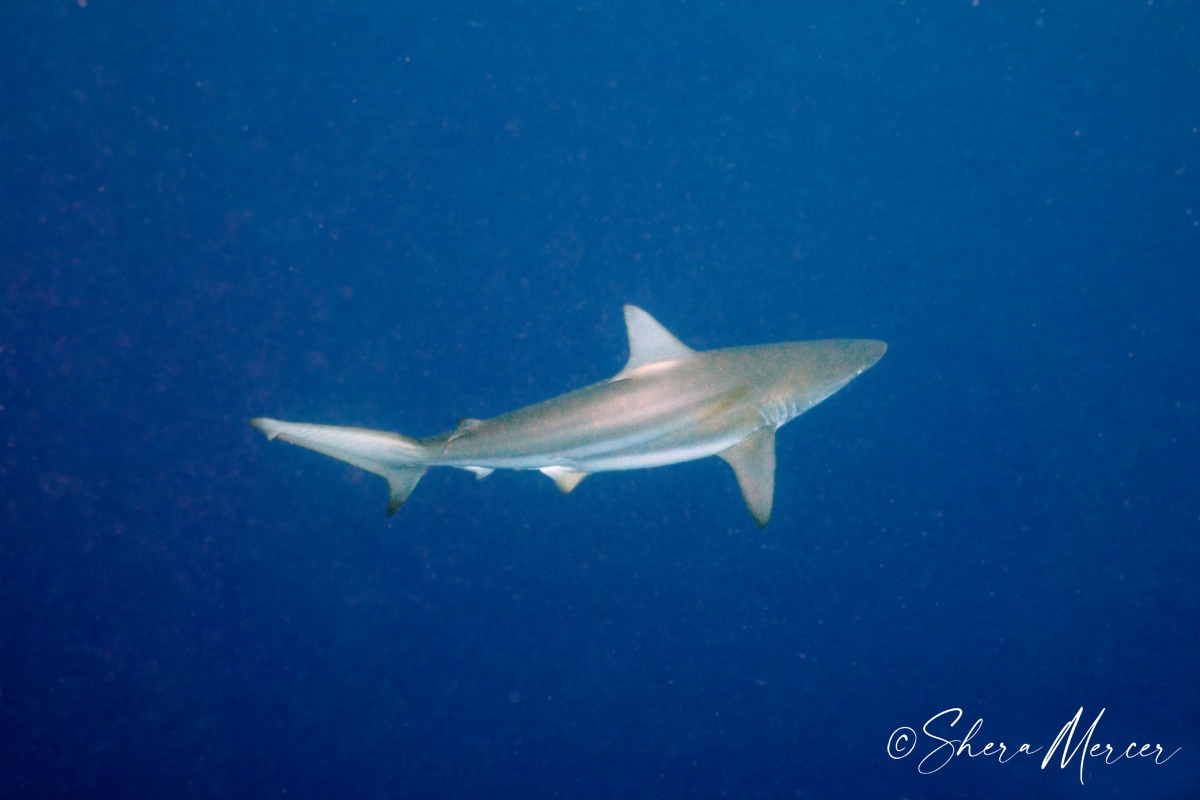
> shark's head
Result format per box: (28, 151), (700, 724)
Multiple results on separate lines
(753, 339), (886, 428)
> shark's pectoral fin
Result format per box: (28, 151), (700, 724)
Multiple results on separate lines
(385, 467), (427, 515)
(540, 466), (590, 494)
(717, 428), (777, 527)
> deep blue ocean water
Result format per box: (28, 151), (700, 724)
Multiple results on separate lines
(3, 1), (1198, 798)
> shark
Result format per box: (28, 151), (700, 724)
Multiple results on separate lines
(251, 305), (885, 526)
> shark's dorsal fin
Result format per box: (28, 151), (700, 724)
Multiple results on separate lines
(717, 427), (777, 527)
(615, 305), (696, 379)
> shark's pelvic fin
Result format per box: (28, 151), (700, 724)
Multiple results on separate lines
(539, 466), (590, 494)
(717, 427), (777, 527)
(615, 305), (696, 379)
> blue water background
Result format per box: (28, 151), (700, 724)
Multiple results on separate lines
(3, 1), (1198, 798)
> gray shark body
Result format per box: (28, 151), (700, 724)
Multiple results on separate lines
(252, 306), (884, 526)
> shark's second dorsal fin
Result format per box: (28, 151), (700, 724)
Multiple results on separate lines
(615, 305), (696, 379)
(444, 417), (484, 447)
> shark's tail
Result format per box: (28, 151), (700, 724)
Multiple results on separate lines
(251, 418), (429, 515)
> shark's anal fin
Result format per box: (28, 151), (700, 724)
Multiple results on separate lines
(463, 466), (495, 480)
(540, 466), (589, 494)
(717, 427), (777, 527)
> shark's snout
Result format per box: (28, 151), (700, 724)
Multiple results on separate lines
(859, 339), (888, 369)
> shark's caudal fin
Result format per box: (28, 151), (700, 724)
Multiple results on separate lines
(250, 418), (428, 515)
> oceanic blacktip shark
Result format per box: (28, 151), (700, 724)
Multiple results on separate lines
(251, 306), (885, 526)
